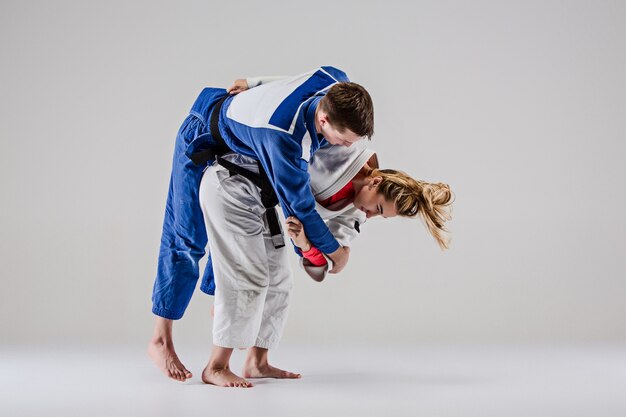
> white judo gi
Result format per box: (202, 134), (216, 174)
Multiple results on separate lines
(199, 141), (375, 349)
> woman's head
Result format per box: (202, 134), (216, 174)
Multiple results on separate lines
(353, 169), (453, 249)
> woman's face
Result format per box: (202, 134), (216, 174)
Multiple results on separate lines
(353, 177), (398, 219)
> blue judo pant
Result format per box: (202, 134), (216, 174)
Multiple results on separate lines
(152, 89), (226, 320)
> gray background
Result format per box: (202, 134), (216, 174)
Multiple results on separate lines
(1, 0), (625, 348)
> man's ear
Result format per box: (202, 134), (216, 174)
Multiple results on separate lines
(317, 110), (328, 125)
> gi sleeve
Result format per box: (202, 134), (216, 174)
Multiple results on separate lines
(299, 254), (333, 282)
(326, 207), (366, 247)
(246, 75), (288, 88)
(250, 133), (341, 254)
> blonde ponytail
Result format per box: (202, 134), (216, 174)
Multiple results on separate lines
(371, 169), (453, 250)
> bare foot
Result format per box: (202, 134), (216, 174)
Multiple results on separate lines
(202, 365), (253, 388)
(147, 340), (192, 382)
(242, 362), (301, 379)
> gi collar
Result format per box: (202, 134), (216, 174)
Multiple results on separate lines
(304, 95), (326, 147)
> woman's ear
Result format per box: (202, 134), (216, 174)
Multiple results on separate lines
(369, 176), (383, 189)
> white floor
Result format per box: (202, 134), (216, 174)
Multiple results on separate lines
(1, 343), (625, 417)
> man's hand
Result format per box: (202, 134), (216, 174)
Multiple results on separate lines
(286, 216), (312, 251)
(327, 246), (350, 274)
(227, 79), (249, 95)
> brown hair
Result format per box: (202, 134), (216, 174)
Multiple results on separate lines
(370, 168), (453, 250)
(319, 82), (374, 138)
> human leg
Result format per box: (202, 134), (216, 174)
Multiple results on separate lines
(147, 317), (193, 381)
(198, 155), (272, 386)
(149, 115), (207, 381)
(243, 234), (300, 379)
(201, 346), (252, 388)
(243, 346), (301, 379)
(151, 115), (207, 320)
(253, 231), (293, 349)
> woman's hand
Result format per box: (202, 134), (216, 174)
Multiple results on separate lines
(227, 79), (249, 95)
(286, 216), (312, 252)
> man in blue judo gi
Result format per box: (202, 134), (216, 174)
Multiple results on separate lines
(148, 67), (374, 382)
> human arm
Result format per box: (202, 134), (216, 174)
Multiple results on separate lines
(326, 247), (349, 274)
(227, 66), (348, 96)
(286, 208), (364, 279)
(227, 76), (287, 95)
(220, 106), (343, 263)
(243, 132), (341, 256)
(286, 216), (314, 253)
(222, 67), (353, 269)
(328, 207), (365, 245)
(270, 154), (350, 273)
(286, 216), (332, 281)
(315, 207), (365, 273)
(286, 214), (351, 274)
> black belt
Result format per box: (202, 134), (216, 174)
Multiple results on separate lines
(188, 95), (231, 166)
(189, 95), (284, 249)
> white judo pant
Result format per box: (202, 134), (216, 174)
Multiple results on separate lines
(199, 153), (293, 349)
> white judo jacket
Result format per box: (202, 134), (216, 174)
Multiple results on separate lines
(302, 140), (376, 281)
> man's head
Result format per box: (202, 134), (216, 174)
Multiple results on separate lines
(316, 82), (374, 147)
